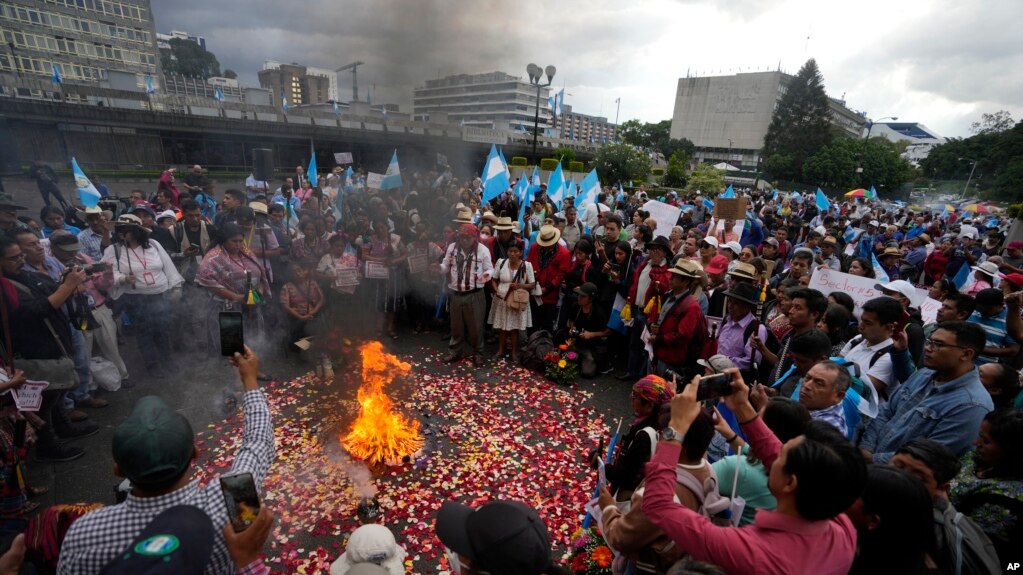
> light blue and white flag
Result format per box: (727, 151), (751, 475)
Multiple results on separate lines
(616, 182), (625, 202)
(703, 197), (715, 211)
(867, 186), (878, 200)
(51, 63), (62, 84)
(380, 150), (402, 190)
(308, 152), (318, 187)
(547, 162), (566, 209)
(281, 90), (288, 111)
(481, 144), (511, 205)
(213, 86), (225, 102)
(332, 100), (341, 117)
(772, 189), (779, 200)
(513, 170), (530, 203)
(144, 75), (156, 95)
(71, 158), (100, 208)
(721, 184), (735, 198)
(953, 261), (972, 290)
(554, 88), (565, 117)
(607, 294), (630, 334)
(518, 178), (532, 228)
(577, 169), (600, 207)
(844, 225), (861, 244)
(871, 252), (890, 282)
(531, 166), (541, 186)
(345, 166), (354, 190)
(815, 188), (830, 212)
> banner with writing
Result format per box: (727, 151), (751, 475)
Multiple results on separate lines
(807, 268), (884, 316)
(333, 152), (353, 164)
(642, 200), (681, 239)
(366, 172), (385, 189)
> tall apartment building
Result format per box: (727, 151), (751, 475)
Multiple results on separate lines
(413, 71), (552, 130)
(0, 0), (159, 86)
(258, 61), (332, 106)
(552, 104), (617, 143)
(670, 71), (867, 168)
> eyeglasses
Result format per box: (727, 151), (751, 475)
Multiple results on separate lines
(924, 338), (967, 350)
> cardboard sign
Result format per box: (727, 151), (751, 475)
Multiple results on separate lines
(642, 200), (682, 238)
(807, 267), (884, 316)
(333, 152), (353, 164)
(333, 267), (358, 287)
(407, 254), (429, 275)
(919, 296), (942, 325)
(366, 172), (385, 190)
(11, 380), (49, 411)
(714, 198), (747, 221)
(364, 261), (390, 279)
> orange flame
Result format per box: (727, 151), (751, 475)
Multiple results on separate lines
(341, 341), (423, 465)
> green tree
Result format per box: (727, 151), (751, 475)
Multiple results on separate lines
(685, 163), (726, 195)
(552, 146), (576, 169)
(920, 118), (1023, 200)
(970, 110), (1015, 135)
(222, 69), (237, 79)
(802, 138), (913, 193)
(593, 143), (652, 185)
(159, 38), (222, 79)
(619, 119), (694, 162)
(763, 58), (833, 181)
(663, 149), (688, 188)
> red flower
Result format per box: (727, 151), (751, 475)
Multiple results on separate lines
(571, 551), (589, 573)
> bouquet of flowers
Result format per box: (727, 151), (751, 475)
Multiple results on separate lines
(544, 341), (579, 385)
(563, 527), (614, 574)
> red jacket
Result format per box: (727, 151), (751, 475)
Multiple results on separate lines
(652, 293), (707, 367)
(527, 244), (572, 305)
(628, 259), (672, 307)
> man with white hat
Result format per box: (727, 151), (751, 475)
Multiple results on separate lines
(77, 206), (114, 261)
(526, 225), (571, 333)
(875, 280), (926, 367)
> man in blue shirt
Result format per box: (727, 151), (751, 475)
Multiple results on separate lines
(858, 321), (993, 464)
(969, 288), (1019, 365)
(856, 220), (879, 259)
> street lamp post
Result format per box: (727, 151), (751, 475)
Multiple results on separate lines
(527, 63), (556, 163)
(959, 158), (978, 199)
(864, 115), (898, 140)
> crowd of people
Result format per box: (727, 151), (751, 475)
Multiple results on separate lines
(0, 157), (1020, 574)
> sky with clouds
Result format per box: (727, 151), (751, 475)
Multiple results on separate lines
(153, 0), (1022, 139)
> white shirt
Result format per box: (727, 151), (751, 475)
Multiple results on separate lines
(245, 174), (269, 192)
(581, 201), (606, 231)
(102, 242), (183, 299)
(440, 241), (494, 292)
(839, 336), (896, 394)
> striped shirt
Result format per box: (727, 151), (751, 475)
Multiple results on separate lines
(970, 309), (1015, 365)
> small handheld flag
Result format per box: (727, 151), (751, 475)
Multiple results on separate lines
(144, 75), (156, 95)
(333, 100), (341, 117)
(213, 86), (225, 102)
(71, 158), (101, 208)
(547, 162), (566, 209)
(308, 152), (318, 187)
(481, 144), (511, 205)
(815, 188), (830, 212)
(380, 150), (402, 190)
(51, 63), (63, 85)
(871, 252), (890, 283)
(721, 185), (736, 198)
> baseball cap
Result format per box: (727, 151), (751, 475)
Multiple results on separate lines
(697, 354), (735, 374)
(49, 229), (81, 253)
(875, 280), (916, 303)
(112, 396), (195, 489)
(130, 203), (156, 219)
(999, 273), (1023, 288)
(574, 282), (599, 297)
(155, 210), (177, 222)
(98, 505), (214, 574)
(762, 237), (779, 248)
(436, 500), (552, 575)
(704, 255), (729, 275)
(701, 236), (719, 249)
(723, 241), (743, 256)
(868, 220), (879, 228)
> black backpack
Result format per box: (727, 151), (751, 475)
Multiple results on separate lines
(935, 500), (1003, 575)
(519, 330), (554, 373)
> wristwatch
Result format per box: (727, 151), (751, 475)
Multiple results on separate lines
(659, 426), (684, 443)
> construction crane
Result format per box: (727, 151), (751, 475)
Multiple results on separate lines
(334, 61), (364, 102)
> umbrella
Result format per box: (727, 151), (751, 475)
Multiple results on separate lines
(845, 188), (867, 197)
(962, 204), (989, 214)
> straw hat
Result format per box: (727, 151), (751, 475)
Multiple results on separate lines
(493, 216), (516, 231)
(535, 225), (561, 247)
(668, 259), (703, 278)
(481, 211), (498, 224)
(728, 262), (759, 282)
(114, 213), (150, 234)
(249, 201), (269, 215)
(881, 247), (902, 258)
(452, 208), (473, 224)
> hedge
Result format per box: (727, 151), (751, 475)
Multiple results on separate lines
(568, 161), (584, 173)
(510, 156), (528, 167)
(651, 168), (665, 176)
(539, 158), (560, 171)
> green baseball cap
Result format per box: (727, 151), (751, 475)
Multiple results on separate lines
(113, 396), (195, 489)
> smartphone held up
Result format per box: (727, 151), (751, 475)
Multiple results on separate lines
(220, 472), (260, 532)
(219, 311), (244, 357)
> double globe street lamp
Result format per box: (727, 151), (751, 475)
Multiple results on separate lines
(527, 63), (556, 163)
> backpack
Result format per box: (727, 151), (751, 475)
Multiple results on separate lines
(846, 335), (894, 373)
(935, 501), (1002, 575)
(519, 330), (554, 372)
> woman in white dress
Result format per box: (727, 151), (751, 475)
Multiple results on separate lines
(488, 242), (535, 362)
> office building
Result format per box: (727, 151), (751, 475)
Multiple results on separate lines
(258, 61), (332, 106)
(0, 0), (159, 86)
(552, 104), (617, 143)
(156, 29), (205, 51)
(670, 71), (867, 168)
(163, 73), (242, 100)
(413, 71), (552, 130)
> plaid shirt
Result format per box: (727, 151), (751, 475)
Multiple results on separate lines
(810, 401), (847, 437)
(58, 391), (274, 575)
(77, 228), (106, 261)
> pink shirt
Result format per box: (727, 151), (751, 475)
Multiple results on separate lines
(641, 417), (857, 575)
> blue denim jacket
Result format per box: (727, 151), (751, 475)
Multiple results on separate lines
(857, 361), (992, 464)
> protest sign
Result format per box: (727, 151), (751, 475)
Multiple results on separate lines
(714, 198), (746, 221)
(807, 267), (884, 315)
(333, 152), (353, 164)
(11, 380), (48, 411)
(642, 200), (681, 238)
(366, 172), (385, 189)
(919, 296), (941, 325)
(436, 152), (448, 166)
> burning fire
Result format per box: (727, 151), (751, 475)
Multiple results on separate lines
(341, 342), (423, 465)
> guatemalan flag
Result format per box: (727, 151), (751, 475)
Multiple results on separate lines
(607, 294), (630, 334)
(871, 252), (890, 282)
(71, 158), (101, 208)
(721, 185), (736, 198)
(307, 151), (318, 187)
(815, 188), (830, 212)
(481, 144), (511, 205)
(576, 169), (600, 208)
(546, 162), (566, 209)
(144, 75), (156, 95)
(380, 150), (402, 190)
(281, 90), (288, 111)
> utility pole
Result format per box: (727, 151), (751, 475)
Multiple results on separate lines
(334, 61), (364, 102)
(614, 97), (621, 141)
